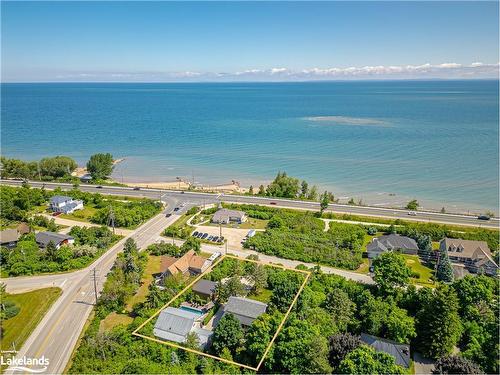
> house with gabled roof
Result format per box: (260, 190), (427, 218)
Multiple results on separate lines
(367, 234), (419, 260)
(222, 296), (267, 326)
(49, 195), (84, 214)
(160, 250), (211, 281)
(440, 238), (498, 276)
(211, 209), (247, 224)
(361, 333), (411, 368)
(153, 307), (212, 348)
(35, 231), (74, 249)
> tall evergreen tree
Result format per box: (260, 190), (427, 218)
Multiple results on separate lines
(437, 246), (454, 283)
(415, 285), (462, 359)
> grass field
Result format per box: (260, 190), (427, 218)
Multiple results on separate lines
(0, 287), (62, 352)
(99, 312), (134, 332)
(404, 255), (435, 287)
(248, 288), (273, 303)
(60, 206), (98, 222)
(125, 255), (162, 311)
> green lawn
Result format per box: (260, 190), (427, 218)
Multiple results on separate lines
(0, 287), (62, 352)
(247, 288), (273, 303)
(404, 255), (435, 287)
(99, 312), (133, 332)
(238, 218), (269, 229)
(60, 206), (98, 222)
(126, 255), (162, 311)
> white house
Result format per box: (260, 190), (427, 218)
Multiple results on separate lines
(49, 195), (84, 214)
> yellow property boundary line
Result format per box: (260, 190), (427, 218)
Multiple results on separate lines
(132, 254), (311, 371)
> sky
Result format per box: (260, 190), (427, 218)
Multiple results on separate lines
(1, 1), (499, 82)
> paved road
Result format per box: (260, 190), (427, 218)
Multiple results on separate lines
(1, 210), (182, 374)
(2, 179), (498, 229)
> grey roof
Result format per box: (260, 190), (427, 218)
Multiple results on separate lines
(361, 333), (411, 368)
(191, 327), (213, 348)
(50, 195), (74, 205)
(61, 202), (79, 213)
(224, 297), (267, 326)
(367, 234), (419, 253)
(212, 209), (246, 222)
(35, 231), (73, 247)
(153, 307), (198, 343)
(192, 279), (217, 296)
(0, 229), (20, 244)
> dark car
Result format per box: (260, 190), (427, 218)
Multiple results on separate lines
(133, 187), (141, 191)
(197, 232), (204, 238)
(270, 202), (277, 205)
(165, 213), (172, 217)
(478, 215), (491, 221)
(202, 233), (209, 239)
(212, 236), (219, 242)
(173, 207), (180, 211)
(96, 185), (103, 189)
(193, 231), (199, 237)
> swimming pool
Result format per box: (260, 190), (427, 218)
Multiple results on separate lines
(180, 306), (203, 316)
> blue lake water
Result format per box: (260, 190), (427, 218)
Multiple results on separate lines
(1, 81), (498, 213)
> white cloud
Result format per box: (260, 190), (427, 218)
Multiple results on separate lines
(42, 61), (499, 82)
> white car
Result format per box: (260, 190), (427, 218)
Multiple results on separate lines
(407, 211), (417, 216)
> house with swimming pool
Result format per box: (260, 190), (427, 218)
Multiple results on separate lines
(153, 306), (213, 348)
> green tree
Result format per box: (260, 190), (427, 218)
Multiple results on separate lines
(246, 312), (282, 365)
(248, 185), (254, 195)
(437, 246), (454, 283)
(258, 185), (266, 195)
(39, 156), (77, 178)
(44, 241), (58, 261)
(415, 285), (462, 359)
(185, 332), (200, 350)
(359, 293), (416, 344)
(145, 283), (163, 309)
(320, 191), (329, 213)
(307, 185), (318, 201)
(273, 317), (332, 374)
(211, 313), (244, 356)
(406, 199), (419, 210)
(266, 171), (300, 198)
(123, 238), (138, 255)
(248, 264), (268, 294)
(87, 153), (114, 180)
(328, 333), (362, 370)
(300, 180), (309, 198)
(373, 252), (411, 295)
(337, 345), (405, 374)
(215, 276), (245, 303)
(324, 288), (356, 332)
(180, 237), (201, 254)
(432, 356), (482, 374)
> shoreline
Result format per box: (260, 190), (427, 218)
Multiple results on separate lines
(116, 176), (496, 216)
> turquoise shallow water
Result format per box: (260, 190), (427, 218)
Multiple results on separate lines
(1, 81), (498, 213)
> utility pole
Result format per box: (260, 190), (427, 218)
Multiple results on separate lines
(107, 206), (115, 235)
(225, 240), (227, 255)
(90, 268), (99, 305)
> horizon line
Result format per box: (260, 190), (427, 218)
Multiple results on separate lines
(2, 78), (499, 84)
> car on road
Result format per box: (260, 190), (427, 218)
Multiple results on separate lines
(133, 187), (141, 191)
(407, 211), (417, 216)
(270, 202), (277, 205)
(96, 185), (103, 189)
(173, 207), (180, 211)
(165, 213), (172, 217)
(478, 215), (491, 221)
